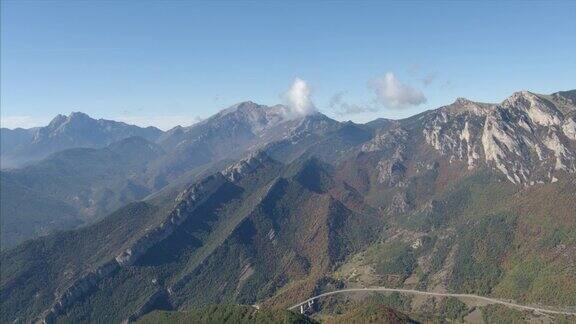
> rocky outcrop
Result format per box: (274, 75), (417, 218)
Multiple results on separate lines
(422, 91), (576, 184)
(376, 148), (407, 187)
(361, 123), (405, 153)
(386, 193), (412, 215)
(361, 125), (409, 187)
(116, 174), (228, 266)
(37, 260), (120, 323)
(222, 150), (275, 183)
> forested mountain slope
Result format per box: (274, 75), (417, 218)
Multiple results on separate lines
(1, 90), (575, 323)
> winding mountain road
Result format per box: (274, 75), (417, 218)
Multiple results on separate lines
(288, 287), (576, 316)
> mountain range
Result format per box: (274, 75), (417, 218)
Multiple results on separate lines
(1, 89), (575, 323)
(1, 112), (163, 169)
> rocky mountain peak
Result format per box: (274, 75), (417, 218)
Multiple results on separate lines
(47, 114), (68, 127)
(4, 88), (576, 324)
(501, 91), (562, 125)
(223, 101), (260, 114)
(422, 89), (576, 184)
(39, 112), (101, 136)
(0, 111), (164, 167)
(68, 111), (92, 120)
(220, 101), (282, 116)
(292, 111), (337, 132)
(440, 97), (494, 117)
(209, 101), (289, 135)
(454, 97), (475, 105)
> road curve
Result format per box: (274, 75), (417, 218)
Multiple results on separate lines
(288, 287), (576, 316)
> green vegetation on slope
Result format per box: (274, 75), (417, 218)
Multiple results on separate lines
(0, 176), (81, 249)
(366, 241), (416, 286)
(481, 304), (526, 324)
(0, 202), (162, 323)
(138, 305), (316, 324)
(3, 125), (576, 324)
(449, 213), (517, 295)
(1, 136), (163, 249)
(439, 297), (468, 321)
(315, 295), (416, 324)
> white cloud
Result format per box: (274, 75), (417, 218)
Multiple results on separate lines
(329, 92), (378, 116)
(0, 115), (50, 129)
(371, 73), (427, 109)
(115, 115), (203, 130)
(282, 78), (317, 118)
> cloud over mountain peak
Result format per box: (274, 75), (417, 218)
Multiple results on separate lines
(283, 78), (317, 118)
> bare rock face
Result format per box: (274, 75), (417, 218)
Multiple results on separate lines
(362, 122), (405, 153)
(222, 150), (274, 183)
(423, 101), (487, 169)
(386, 192), (412, 215)
(422, 91), (576, 184)
(376, 148), (407, 187)
(503, 92), (562, 126)
(362, 125), (409, 187)
(562, 117), (576, 141)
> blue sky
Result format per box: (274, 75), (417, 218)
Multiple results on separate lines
(1, 1), (575, 130)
